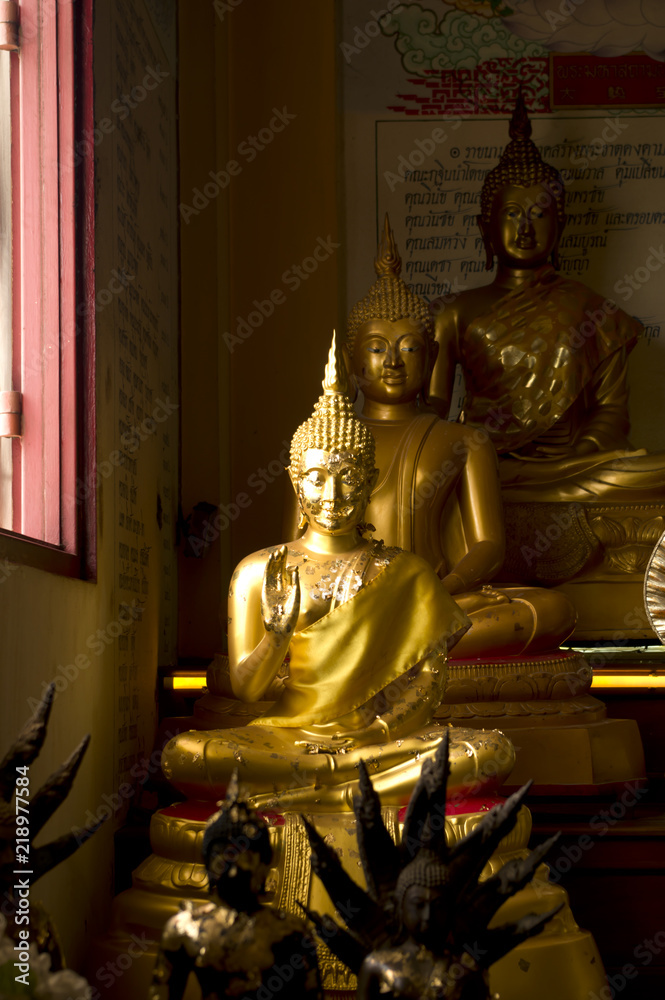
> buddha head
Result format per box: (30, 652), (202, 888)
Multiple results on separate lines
(395, 846), (453, 951)
(346, 215), (437, 407)
(479, 91), (567, 271)
(289, 331), (378, 534)
(202, 771), (272, 910)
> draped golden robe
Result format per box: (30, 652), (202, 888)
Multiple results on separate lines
(461, 265), (641, 456)
(252, 549), (467, 728)
(459, 265), (665, 503)
(162, 549), (478, 804)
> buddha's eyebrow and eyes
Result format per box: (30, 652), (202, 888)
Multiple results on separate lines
(364, 338), (423, 353)
(303, 467), (362, 485)
(502, 202), (547, 219)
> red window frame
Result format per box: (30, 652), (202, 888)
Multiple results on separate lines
(0, 0), (96, 578)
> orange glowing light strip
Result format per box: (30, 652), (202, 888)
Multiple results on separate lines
(166, 675), (207, 691)
(591, 674), (665, 689)
(165, 673), (665, 692)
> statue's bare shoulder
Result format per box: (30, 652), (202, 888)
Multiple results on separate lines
(425, 414), (489, 456)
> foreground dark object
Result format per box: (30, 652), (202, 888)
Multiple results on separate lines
(0, 681), (104, 967)
(303, 730), (562, 999)
(149, 771), (321, 1000)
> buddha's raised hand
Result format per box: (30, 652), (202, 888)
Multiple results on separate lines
(261, 545), (300, 645)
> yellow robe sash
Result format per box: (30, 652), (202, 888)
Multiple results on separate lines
(250, 550), (463, 729)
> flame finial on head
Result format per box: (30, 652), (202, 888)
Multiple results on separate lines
(322, 329), (350, 397)
(290, 330), (375, 472)
(374, 213), (402, 279)
(508, 85), (532, 143)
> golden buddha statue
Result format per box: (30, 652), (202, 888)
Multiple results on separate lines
(338, 216), (645, 794)
(162, 331), (512, 812)
(345, 214), (575, 660)
(429, 92), (665, 638)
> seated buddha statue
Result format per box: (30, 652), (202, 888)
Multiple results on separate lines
(162, 333), (514, 812)
(343, 215), (575, 660)
(334, 219), (646, 794)
(429, 92), (665, 598)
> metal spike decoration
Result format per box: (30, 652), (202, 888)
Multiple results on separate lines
(400, 732), (451, 862)
(411, 731), (451, 858)
(446, 779), (534, 897)
(29, 734), (91, 838)
(299, 904), (367, 975)
(451, 832), (561, 953)
(29, 821), (106, 889)
(0, 687), (104, 914)
(304, 744), (561, 997)
(301, 815), (386, 947)
(0, 683), (55, 802)
(481, 904), (565, 969)
(352, 760), (402, 905)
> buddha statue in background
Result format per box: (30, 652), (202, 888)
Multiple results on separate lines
(162, 332), (514, 812)
(429, 92), (665, 630)
(337, 217), (645, 794)
(345, 215), (575, 660)
(429, 90), (648, 476)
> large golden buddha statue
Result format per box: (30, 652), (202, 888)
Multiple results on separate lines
(163, 332), (511, 811)
(429, 93), (665, 638)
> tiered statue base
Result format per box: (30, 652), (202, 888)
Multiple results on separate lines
(91, 797), (608, 1000)
(436, 651), (646, 793)
(500, 499), (664, 641)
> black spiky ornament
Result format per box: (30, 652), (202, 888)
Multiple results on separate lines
(0, 682), (104, 968)
(302, 729), (561, 999)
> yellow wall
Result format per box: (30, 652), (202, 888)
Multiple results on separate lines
(179, 0), (341, 655)
(0, 567), (117, 968)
